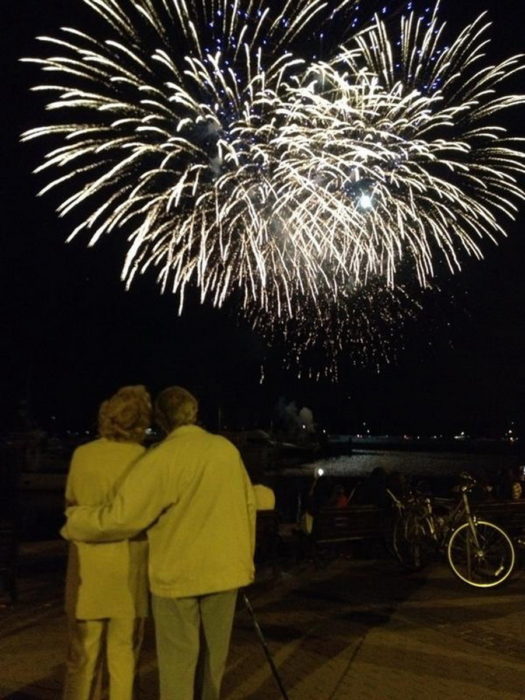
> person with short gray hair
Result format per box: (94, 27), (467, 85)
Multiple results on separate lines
(154, 385), (199, 433)
(63, 385), (256, 699)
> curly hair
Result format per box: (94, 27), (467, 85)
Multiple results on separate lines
(155, 386), (198, 434)
(98, 385), (151, 443)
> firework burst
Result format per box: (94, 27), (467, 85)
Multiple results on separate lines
(21, 0), (361, 312)
(275, 9), (525, 295)
(21, 0), (525, 367)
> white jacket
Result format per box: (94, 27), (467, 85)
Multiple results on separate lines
(65, 438), (148, 619)
(64, 425), (256, 598)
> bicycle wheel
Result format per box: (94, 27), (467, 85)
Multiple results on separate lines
(447, 520), (515, 588)
(392, 512), (434, 572)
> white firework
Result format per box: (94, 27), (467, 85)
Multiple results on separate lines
(249, 281), (430, 379)
(21, 0), (525, 346)
(274, 8), (525, 297)
(21, 0), (361, 313)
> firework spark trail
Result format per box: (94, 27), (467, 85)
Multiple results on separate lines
(24, 0), (358, 307)
(249, 281), (431, 379)
(274, 10), (525, 295)
(21, 0), (525, 367)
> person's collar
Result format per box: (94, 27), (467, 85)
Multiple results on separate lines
(165, 423), (201, 440)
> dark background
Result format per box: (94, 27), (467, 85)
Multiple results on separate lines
(2, 0), (524, 437)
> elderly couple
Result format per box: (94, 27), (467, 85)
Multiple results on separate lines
(62, 385), (256, 700)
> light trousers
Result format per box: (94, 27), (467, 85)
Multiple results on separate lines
(152, 589), (238, 700)
(63, 617), (144, 700)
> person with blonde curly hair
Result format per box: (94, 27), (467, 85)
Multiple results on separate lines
(63, 385), (151, 700)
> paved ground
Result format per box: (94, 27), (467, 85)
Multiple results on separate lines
(0, 540), (524, 699)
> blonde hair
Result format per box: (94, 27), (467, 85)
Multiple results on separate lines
(155, 386), (198, 434)
(98, 385), (151, 443)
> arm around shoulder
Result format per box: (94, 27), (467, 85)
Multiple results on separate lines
(64, 449), (171, 542)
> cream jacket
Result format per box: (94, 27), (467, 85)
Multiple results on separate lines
(65, 438), (148, 619)
(64, 425), (256, 598)
(253, 484), (276, 510)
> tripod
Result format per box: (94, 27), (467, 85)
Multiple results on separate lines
(242, 592), (289, 700)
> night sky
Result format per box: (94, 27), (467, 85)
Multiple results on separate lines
(2, 0), (524, 438)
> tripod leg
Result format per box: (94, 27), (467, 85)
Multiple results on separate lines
(242, 592), (289, 700)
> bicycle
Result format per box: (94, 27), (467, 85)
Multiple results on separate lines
(387, 472), (516, 588)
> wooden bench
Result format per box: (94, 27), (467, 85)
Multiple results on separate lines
(304, 499), (525, 565)
(307, 505), (391, 565)
(472, 500), (525, 535)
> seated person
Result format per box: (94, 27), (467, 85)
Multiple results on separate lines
(299, 472), (330, 534)
(327, 483), (350, 508)
(494, 466), (523, 501)
(299, 472), (348, 533)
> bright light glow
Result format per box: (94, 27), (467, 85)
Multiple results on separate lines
(358, 193), (373, 209)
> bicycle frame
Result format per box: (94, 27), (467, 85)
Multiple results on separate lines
(388, 476), (516, 587)
(435, 487), (484, 550)
(387, 482), (483, 552)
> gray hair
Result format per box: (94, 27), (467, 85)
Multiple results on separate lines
(155, 386), (198, 433)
